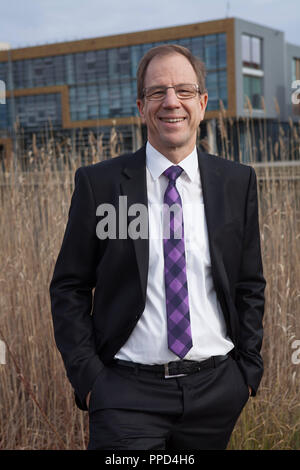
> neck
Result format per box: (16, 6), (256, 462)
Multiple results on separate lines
(148, 140), (196, 164)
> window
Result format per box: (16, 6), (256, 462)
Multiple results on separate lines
(243, 75), (263, 109)
(0, 102), (9, 129)
(292, 58), (300, 81)
(205, 35), (217, 70)
(191, 33), (227, 110)
(12, 94), (62, 128)
(242, 34), (263, 110)
(242, 34), (262, 69)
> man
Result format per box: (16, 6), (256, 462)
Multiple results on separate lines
(50, 44), (266, 450)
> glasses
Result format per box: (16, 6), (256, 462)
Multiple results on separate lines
(143, 83), (201, 101)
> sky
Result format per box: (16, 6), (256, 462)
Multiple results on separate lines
(0, 0), (300, 49)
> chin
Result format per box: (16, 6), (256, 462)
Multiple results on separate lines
(163, 138), (190, 150)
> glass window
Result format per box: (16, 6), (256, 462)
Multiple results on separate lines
(206, 72), (217, 90)
(108, 49), (119, 79)
(191, 37), (204, 60)
(87, 85), (98, 99)
(86, 51), (96, 62)
(131, 45), (142, 77)
(292, 58), (300, 81)
(99, 84), (109, 118)
(109, 83), (121, 109)
(0, 102), (9, 129)
(96, 50), (108, 76)
(121, 81), (132, 114)
(119, 47), (129, 61)
(0, 62), (8, 86)
(120, 61), (130, 77)
(65, 54), (75, 85)
(206, 46), (217, 70)
(206, 99), (219, 111)
(12, 61), (21, 88)
(251, 76), (262, 109)
(243, 75), (263, 109)
(11, 93), (62, 128)
(219, 70), (227, 107)
(77, 86), (87, 99)
(26, 60), (33, 88)
(69, 87), (76, 100)
(77, 111), (87, 120)
(88, 104), (98, 119)
(54, 56), (65, 85)
(142, 43), (153, 54)
(205, 34), (217, 44)
(252, 37), (261, 66)
(292, 59), (296, 82)
(218, 33), (227, 69)
(132, 79), (138, 103)
(205, 35), (218, 70)
(75, 53), (85, 84)
(242, 35), (251, 63)
(243, 76), (251, 101)
(242, 34), (262, 69)
(178, 38), (191, 48)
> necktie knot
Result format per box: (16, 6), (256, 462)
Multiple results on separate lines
(163, 165), (183, 183)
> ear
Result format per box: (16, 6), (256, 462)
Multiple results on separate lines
(199, 93), (208, 120)
(136, 98), (146, 122)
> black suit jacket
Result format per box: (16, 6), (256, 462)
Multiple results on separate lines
(49, 146), (266, 410)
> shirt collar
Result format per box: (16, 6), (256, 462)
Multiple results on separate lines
(146, 141), (198, 182)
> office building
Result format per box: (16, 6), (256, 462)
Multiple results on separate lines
(0, 17), (299, 165)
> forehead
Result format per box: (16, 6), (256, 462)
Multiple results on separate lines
(144, 53), (197, 87)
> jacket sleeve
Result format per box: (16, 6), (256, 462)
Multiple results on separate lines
(235, 167), (266, 396)
(49, 167), (104, 410)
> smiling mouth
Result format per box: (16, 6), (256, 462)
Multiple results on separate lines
(159, 117), (186, 123)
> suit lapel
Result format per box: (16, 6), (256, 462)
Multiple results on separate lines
(120, 146), (149, 303)
(197, 149), (232, 329)
(197, 149), (227, 236)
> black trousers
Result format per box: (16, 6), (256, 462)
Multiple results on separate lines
(87, 355), (249, 450)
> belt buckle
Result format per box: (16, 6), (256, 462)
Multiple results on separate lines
(164, 363), (187, 379)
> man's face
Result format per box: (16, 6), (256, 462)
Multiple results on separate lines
(137, 53), (208, 158)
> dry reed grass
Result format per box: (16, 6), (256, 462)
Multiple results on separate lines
(0, 109), (299, 449)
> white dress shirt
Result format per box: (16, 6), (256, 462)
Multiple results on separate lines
(115, 142), (234, 364)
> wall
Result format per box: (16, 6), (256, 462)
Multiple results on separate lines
(234, 18), (286, 120)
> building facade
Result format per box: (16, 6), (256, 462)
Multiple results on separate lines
(0, 17), (299, 165)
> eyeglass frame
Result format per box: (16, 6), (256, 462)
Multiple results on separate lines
(142, 83), (202, 101)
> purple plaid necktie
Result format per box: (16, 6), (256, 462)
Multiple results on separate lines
(163, 165), (192, 359)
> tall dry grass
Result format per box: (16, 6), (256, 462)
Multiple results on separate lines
(0, 111), (299, 449)
(216, 102), (300, 450)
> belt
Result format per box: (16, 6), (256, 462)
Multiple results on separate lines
(113, 354), (229, 379)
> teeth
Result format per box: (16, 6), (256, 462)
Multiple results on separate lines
(161, 118), (185, 123)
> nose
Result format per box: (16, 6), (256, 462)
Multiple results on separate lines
(162, 87), (180, 108)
